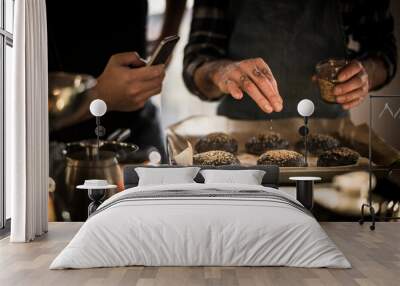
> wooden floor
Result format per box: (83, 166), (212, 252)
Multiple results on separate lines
(0, 222), (399, 286)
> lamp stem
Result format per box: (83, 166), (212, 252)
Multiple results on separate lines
(96, 116), (100, 161)
(304, 116), (308, 166)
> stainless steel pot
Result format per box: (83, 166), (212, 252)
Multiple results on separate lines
(62, 140), (138, 221)
(63, 140), (138, 191)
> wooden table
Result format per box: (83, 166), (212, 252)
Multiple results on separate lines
(0, 222), (399, 286)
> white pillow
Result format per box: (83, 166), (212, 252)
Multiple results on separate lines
(200, 169), (266, 185)
(135, 167), (201, 186)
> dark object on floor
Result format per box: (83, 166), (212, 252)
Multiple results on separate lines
(296, 133), (340, 155)
(87, 189), (107, 216)
(317, 147), (360, 167)
(245, 132), (290, 155)
(193, 150), (240, 166)
(195, 132), (238, 154)
(257, 150), (306, 167)
(290, 176), (321, 210)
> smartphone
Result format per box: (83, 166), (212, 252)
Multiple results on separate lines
(147, 35), (180, 66)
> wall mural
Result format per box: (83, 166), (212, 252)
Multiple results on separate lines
(45, 1), (400, 224)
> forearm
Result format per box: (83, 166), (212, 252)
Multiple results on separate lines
(348, 0), (396, 90)
(183, 0), (231, 99)
(362, 56), (389, 91)
(160, 0), (187, 37)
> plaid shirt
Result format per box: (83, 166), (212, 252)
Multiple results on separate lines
(183, 0), (397, 98)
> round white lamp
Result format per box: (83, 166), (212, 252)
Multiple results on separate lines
(297, 99), (315, 117)
(149, 150), (162, 165)
(90, 99), (107, 117)
(297, 99), (315, 166)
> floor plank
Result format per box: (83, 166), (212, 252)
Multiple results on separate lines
(0, 222), (399, 286)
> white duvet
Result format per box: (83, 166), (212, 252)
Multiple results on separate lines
(50, 183), (351, 269)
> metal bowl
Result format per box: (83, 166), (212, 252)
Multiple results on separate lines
(49, 72), (97, 130)
(63, 140), (139, 162)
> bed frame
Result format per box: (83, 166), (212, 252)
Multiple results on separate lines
(123, 165), (280, 189)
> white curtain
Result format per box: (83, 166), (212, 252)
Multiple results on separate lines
(7, 0), (49, 242)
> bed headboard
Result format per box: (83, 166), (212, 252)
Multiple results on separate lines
(123, 165), (280, 189)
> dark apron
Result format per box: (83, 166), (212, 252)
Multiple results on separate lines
(218, 0), (348, 119)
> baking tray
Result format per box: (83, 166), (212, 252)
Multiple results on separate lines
(166, 116), (398, 183)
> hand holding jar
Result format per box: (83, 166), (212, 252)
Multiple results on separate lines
(316, 59), (369, 110)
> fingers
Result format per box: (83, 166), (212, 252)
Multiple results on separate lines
(240, 60), (281, 111)
(229, 69), (274, 113)
(342, 98), (363, 110)
(133, 86), (163, 105)
(224, 80), (243, 100)
(254, 59), (280, 94)
(127, 75), (164, 96)
(337, 60), (363, 82)
(333, 60), (369, 110)
(239, 58), (282, 112)
(128, 64), (166, 81)
(254, 58), (282, 108)
(335, 87), (365, 104)
(215, 67), (243, 100)
(215, 58), (282, 113)
(334, 71), (367, 95)
(111, 52), (146, 67)
(125, 78), (163, 110)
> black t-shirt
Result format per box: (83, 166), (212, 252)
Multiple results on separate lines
(47, 0), (160, 144)
(47, 1), (148, 76)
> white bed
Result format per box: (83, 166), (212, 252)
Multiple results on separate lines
(50, 182), (351, 269)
